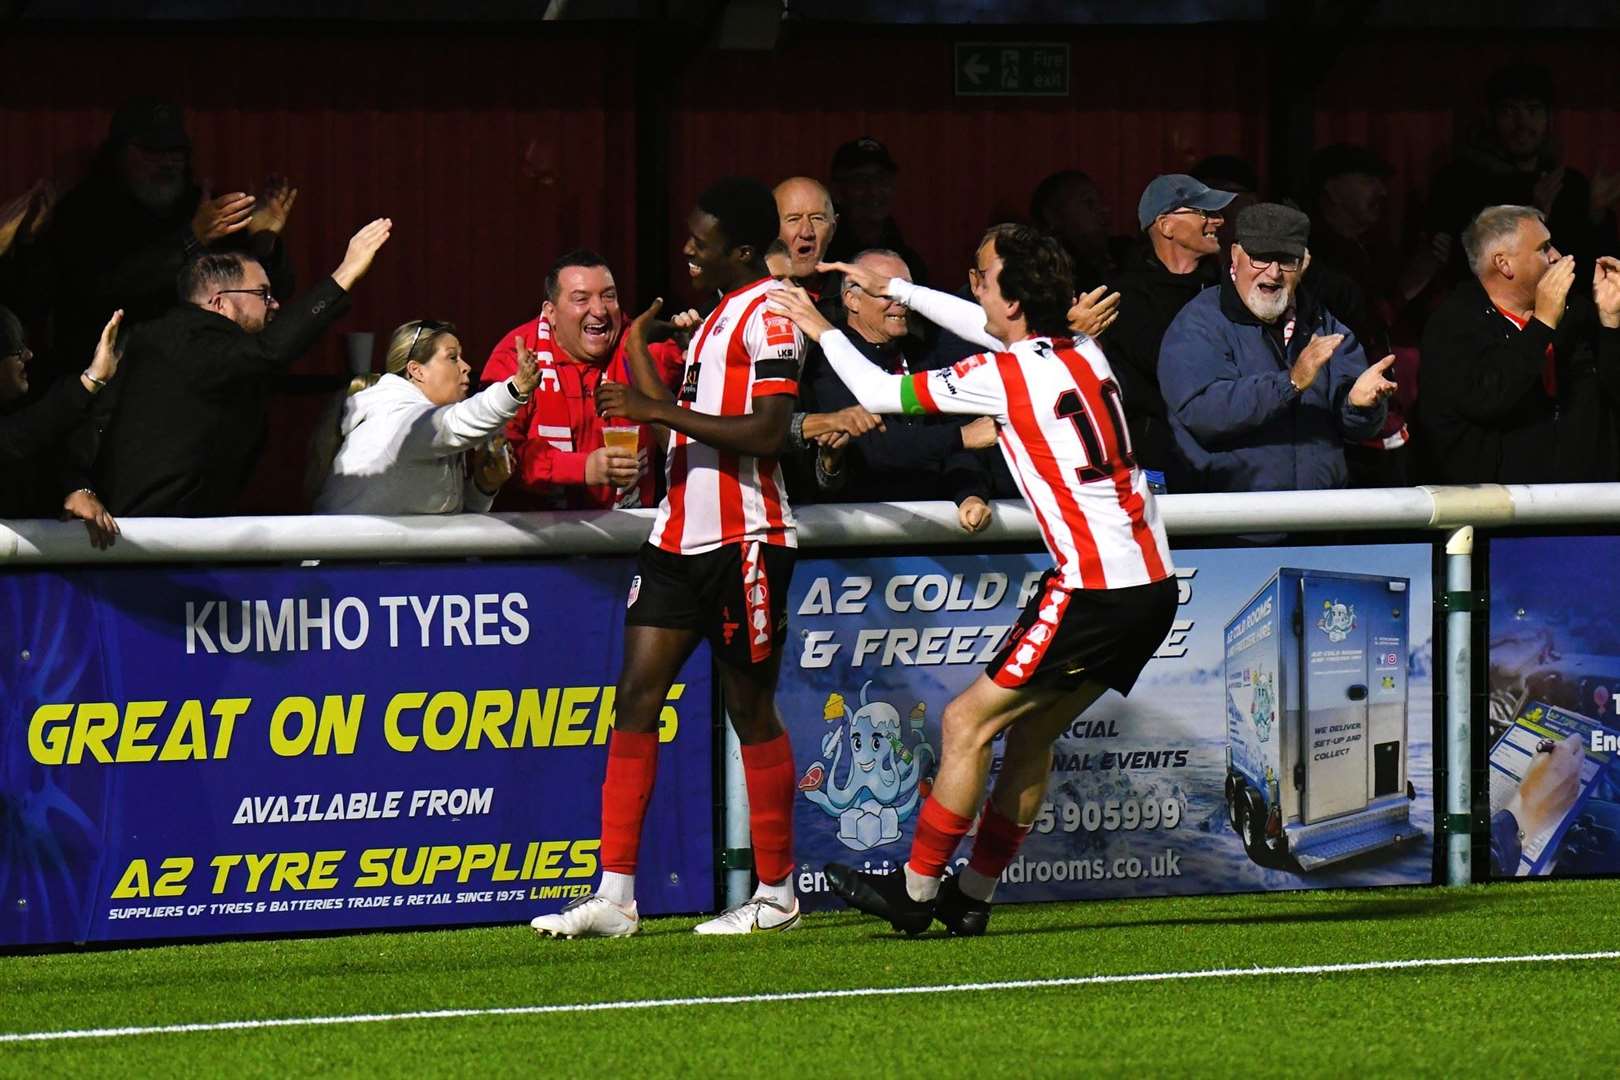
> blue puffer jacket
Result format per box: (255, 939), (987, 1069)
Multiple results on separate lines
(1157, 274), (1386, 492)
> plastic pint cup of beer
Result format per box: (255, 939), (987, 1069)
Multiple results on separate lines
(602, 424), (640, 456)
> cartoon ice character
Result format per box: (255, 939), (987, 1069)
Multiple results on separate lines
(798, 680), (936, 851)
(1317, 599), (1357, 643)
(1250, 671), (1275, 742)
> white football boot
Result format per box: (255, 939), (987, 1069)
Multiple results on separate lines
(692, 895), (801, 935)
(530, 896), (640, 939)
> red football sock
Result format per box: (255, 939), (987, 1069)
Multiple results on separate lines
(908, 796), (974, 879)
(599, 729), (661, 875)
(967, 802), (1033, 880)
(741, 732), (797, 887)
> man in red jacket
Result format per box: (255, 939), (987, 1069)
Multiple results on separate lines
(482, 249), (685, 509)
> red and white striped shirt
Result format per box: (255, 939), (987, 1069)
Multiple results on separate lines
(647, 277), (805, 555)
(900, 336), (1172, 589)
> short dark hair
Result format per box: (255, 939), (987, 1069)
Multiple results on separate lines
(1028, 170), (1094, 228)
(544, 249), (611, 304)
(980, 224), (1074, 338)
(695, 177), (779, 259)
(1486, 63), (1554, 111)
(178, 251), (251, 303)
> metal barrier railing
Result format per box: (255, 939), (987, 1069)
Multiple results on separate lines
(7, 482), (1620, 897)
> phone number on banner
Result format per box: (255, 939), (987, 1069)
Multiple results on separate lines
(1031, 796), (1184, 834)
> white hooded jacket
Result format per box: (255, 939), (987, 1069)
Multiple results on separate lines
(314, 374), (522, 514)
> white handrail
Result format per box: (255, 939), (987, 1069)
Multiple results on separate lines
(3, 484), (1620, 565)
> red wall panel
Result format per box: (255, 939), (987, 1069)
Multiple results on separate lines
(664, 29), (1272, 292)
(1313, 34), (1620, 252)
(1, 31), (637, 370)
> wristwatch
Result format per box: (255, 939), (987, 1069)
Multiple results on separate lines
(505, 378), (533, 404)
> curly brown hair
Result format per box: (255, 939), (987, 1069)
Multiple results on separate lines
(979, 224), (1074, 337)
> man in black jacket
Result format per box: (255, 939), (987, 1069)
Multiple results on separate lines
(88, 218), (392, 516)
(1106, 173), (1234, 492)
(800, 249), (998, 531)
(1419, 205), (1620, 484)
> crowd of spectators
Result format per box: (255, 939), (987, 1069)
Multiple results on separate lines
(2, 63), (1618, 545)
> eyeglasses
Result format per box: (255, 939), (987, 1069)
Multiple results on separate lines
(217, 286), (275, 305)
(403, 319), (451, 359)
(1247, 254), (1303, 273)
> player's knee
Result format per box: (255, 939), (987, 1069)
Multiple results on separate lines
(726, 695), (782, 743)
(612, 680), (664, 735)
(940, 698), (994, 754)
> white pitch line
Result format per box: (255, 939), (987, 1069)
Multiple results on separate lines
(3, 950), (1615, 1046)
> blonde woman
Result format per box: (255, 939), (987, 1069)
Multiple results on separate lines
(314, 319), (539, 514)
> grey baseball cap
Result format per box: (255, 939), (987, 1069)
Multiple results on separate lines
(1137, 173), (1236, 230)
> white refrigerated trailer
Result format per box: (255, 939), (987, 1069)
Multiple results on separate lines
(1224, 568), (1420, 870)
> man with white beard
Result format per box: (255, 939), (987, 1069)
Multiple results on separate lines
(1157, 203), (1397, 493)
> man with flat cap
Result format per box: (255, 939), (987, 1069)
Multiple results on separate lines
(823, 137), (928, 285)
(1104, 173), (1235, 491)
(1158, 202), (1397, 493)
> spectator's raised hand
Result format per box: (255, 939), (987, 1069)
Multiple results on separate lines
(62, 488), (119, 550)
(1289, 333), (1342, 392)
(1067, 286), (1121, 338)
(766, 284), (833, 342)
(512, 335), (542, 396)
(1594, 256), (1620, 329)
(192, 190), (256, 244)
(1348, 354), (1398, 409)
(84, 310), (124, 389)
(0, 180), (54, 256)
(960, 415), (998, 449)
(331, 217), (393, 291)
(1534, 254), (1576, 329)
(1396, 232), (1452, 302)
(817, 260), (893, 299)
(249, 176), (298, 236)
(957, 495), (992, 534)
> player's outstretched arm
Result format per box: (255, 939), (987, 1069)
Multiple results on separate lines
(818, 260), (1001, 351)
(767, 285), (903, 414)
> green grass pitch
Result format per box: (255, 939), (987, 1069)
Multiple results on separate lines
(4, 879), (1620, 1077)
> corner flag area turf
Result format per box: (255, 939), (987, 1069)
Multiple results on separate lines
(5, 879), (1619, 1076)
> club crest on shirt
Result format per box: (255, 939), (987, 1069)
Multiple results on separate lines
(763, 311), (795, 347)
